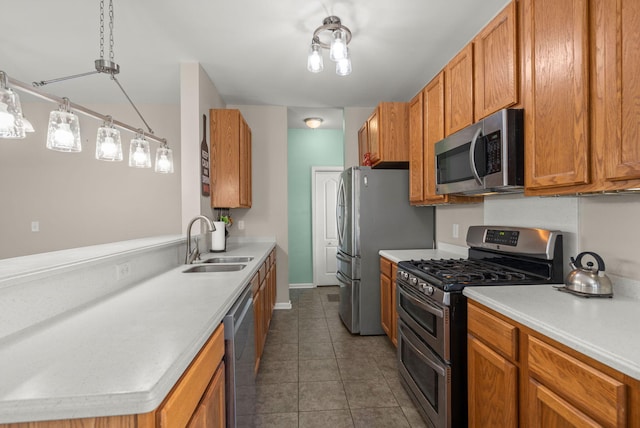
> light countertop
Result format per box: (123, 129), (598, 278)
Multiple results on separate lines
(0, 240), (275, 424)
(464, 284), (640, 380)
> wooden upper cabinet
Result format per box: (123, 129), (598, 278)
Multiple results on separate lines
(600, 0), (640, 184)
(367, 102), (409, 167)
(523, 0), (590, 191)
(210, 109), (252, 208)
(445, 43), (474, 136)
(409, 91), (425, 204)
(474, 1), (518, 119)
(358, 122), (369, 166)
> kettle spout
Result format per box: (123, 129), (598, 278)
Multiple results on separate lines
(568, 256), (577, 270)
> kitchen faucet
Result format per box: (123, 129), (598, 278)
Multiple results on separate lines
(185, 215), (216, 264)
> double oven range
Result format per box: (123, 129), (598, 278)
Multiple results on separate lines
(396, 226), (563, 428)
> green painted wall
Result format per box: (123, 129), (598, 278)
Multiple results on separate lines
(287, 129), (344, 285)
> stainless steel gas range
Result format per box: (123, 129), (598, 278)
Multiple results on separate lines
(396, 226), (564, 428)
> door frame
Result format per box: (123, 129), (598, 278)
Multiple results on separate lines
(311, 166), (343, 287)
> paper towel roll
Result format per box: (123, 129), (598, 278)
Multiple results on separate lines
(210, 222), (226, 252)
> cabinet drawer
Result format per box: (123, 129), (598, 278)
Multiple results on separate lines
(468, 303), (518, 361)
(158, 324), (225, 428)
(527, 335), (626, 426)
(380, 257), (392, 278)
(250, 272), (260, 297)
(259, 263), (267, 283)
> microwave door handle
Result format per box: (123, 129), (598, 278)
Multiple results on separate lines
(469, 127), (483, 185)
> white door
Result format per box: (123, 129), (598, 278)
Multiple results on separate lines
(312, 167), (342, 286)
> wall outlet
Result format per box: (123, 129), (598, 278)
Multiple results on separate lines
(238, 220), (245, 230)
(116, 262), (131, 280)
(452, 223), (459, 239)
(31, 221), (39, 232)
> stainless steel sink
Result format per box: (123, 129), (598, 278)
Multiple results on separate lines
(183, 264), (246, 273)
(201, 256), (254, 264)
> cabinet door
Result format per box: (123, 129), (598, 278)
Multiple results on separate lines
(390, 263), (398, 347)
(528, 379), (600, 428)
(368, 110), (380, 165)
(474, 0), (518, 118)
(187, 362), (226, 428)
(423, 73), (448, 204)
(358, 123), (369, 166)
(379, 273), (391, 337)
(445, 43), (474, 136)
(409, 91), (425, 204)
(253, 287), (263, 374)
(601, 0), (640, 182)
(523, 0), (590, 191)
(468, 335), (518, 428)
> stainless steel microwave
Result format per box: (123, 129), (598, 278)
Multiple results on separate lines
(435, 108), (524, 195)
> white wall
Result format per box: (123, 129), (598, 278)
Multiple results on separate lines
(180, 63), (226, 233)
(0, 100), (181, 259)
(227, 104), (290, 305)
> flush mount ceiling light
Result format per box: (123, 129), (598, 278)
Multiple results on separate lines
(0, 0), (174, 173)
(304, 117), (324, 129)
(307, 16), (352, 76)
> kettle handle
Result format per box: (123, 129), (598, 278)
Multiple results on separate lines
(574, 251), (606, 273)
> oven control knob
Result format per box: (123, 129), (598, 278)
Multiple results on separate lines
(410, 277), (418, 286)
(422, 285), (435, 296)
(400, 271), (409, 280)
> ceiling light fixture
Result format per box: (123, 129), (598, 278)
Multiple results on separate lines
(0, 0), (174, 173)
(304, 117), (324, 129)
(307, 16), (352, 76)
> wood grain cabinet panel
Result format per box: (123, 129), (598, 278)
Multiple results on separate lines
(528, 379), (601, 428)
(474, 0), (518, 118)
(365, 103), (409, 167)
(527, 335), (626, 427)
(210, 109), (252, 208)
(523, 0), (590, 190)
(445, 43), (474, 136)
(468, 335), (518, 428)
(358, 123), (369, 166)
(468, 302), (518, 361)
(409, 91), (425, 204)
(379, 257), (397, 346)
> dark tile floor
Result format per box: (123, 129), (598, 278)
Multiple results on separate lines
(247, 286), (428, 428)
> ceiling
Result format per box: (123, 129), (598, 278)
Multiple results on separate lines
(1, 0), (510, 130)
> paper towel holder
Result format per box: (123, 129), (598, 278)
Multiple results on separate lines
(210, 221), (227, 252)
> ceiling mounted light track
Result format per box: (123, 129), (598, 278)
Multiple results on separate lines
(307, 16), (352, 76)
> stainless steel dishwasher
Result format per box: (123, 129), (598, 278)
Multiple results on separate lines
(223, 285), (256, 428)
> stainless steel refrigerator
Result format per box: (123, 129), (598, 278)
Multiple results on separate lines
(336, 167), (435, 335)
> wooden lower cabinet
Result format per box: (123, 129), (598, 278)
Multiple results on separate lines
(468, 301), (639, 428)
(379, 257), (398, 346)
(253, 249), (277, 374)
(0, 325), (226, 428)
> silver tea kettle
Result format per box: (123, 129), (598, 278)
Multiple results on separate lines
(562, 251), (613, 297)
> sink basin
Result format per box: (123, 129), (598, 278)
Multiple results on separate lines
(202, 256), (254, 264)
(183, 264), (246, 273)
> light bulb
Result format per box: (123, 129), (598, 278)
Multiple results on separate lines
(133, 146), (147, 165)
(0, 103), (14, 130)
(155, 146), (174, 173)
(54, 123), (74, 148)
(307, 43), (324, 73)
(330, 29), (348, 62)
(101, 136), (117, 157)
(336, 54), (352, 77)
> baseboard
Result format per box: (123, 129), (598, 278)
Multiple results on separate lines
(289, 283), (315, 289)
(274, 301), (293, 310)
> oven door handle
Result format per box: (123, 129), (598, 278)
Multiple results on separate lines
(400, 322), (447, 377)
(469, 126), (483, 185)
(398, 283), (445, 319)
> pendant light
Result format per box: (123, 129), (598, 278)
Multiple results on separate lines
(154, 142), (174, 174)
(0, 71), (26, 139)
(129, 132), (151, 168)
(307, 38), (324, 73)
(307, 16), (352, 76)
(96, 115), (123, 161)
(46, 98), (81, 152)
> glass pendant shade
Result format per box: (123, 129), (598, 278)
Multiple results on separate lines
(46, 108), (82, 152)
(329, 29), (348, 62)
(307, 42), (324, 73)
(336, 52), (352, 76)
(22, 117), (35, 133)
(95, 124), (123, 161)
(129, 136), (151, 168)
(0, 87), (26, 139)
(154, 145), (174, 173)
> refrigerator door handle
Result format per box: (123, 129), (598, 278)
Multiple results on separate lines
(336, 270), (351, 285)
(336, 177), (346, 246)
(336, 251), (350, 263)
